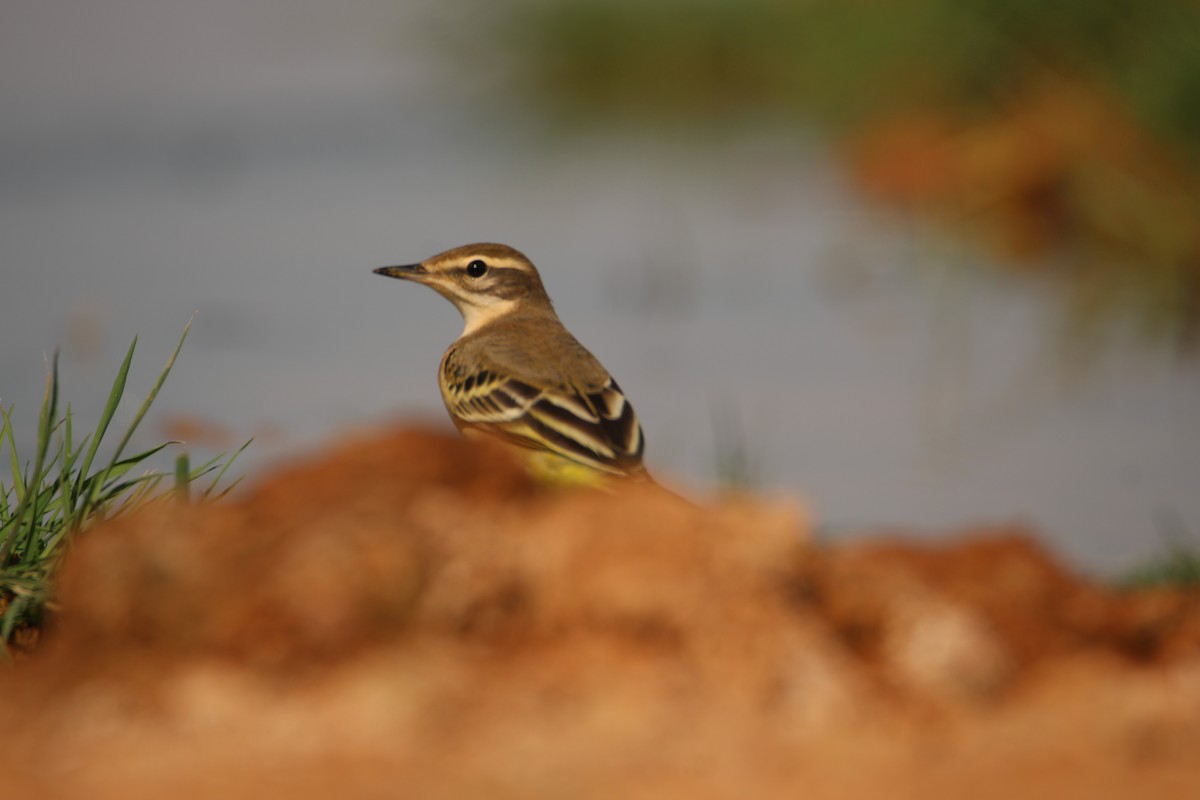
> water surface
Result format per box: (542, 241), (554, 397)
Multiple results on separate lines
(2, 0), (1197, 573)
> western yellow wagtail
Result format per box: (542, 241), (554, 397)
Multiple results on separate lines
(375, 243), (651, 485)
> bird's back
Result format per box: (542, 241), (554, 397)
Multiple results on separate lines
(451, 313), (611, 392)
(438, 312), (647, 479)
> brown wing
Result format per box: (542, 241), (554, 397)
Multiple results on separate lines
(441, 361), (645, 477)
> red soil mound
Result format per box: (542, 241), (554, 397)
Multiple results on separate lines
(3, 426), (1198, 798)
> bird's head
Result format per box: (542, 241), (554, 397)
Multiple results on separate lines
(375, 243), (553, 334)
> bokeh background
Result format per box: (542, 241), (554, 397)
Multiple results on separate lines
(2, 0), (1198, 574)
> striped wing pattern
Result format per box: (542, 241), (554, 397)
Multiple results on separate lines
(443, 366), (645, 476)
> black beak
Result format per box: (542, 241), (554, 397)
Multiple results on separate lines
(373, 263), (426, 279)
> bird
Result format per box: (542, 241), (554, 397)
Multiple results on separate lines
(374, 243), (651, 485)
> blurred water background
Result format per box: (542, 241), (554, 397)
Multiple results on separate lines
(2, 0), (1198, 574)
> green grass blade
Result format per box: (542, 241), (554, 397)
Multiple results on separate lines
(54, 406), (78, 534)
(2, 411), (26, 514)
(71, 337), (137, 528)
(0, 405), (22, 508)
(104, 319), (191, 471)
(105, 475), (167, 516)
(64, 405), (73, 460)
(0, 405), (16, 522)
(96, 476), (160, 506)
(200, 438), (253, 501)
(188, 451), (226, 475)
(21, 450), (67, 567)
(21, 356), (61, 566)
(74, 441), (179, 511)
(206, 475), (245, 503)
(0, 595), (28, 655)
(38, 462), (174, 560)
(174, 452), (190, 505)
(1, 354), (58, 564)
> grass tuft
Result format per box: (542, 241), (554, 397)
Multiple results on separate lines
(0, 322), (248, 658)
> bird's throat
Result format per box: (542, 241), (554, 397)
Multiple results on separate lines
(458, 297), (521, 337)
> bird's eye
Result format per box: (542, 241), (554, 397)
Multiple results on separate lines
(466, 259), (488, 278)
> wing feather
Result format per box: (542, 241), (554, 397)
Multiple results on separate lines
(442, 359), (645, 476)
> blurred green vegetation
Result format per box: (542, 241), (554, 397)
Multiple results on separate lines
(1118, 546), (1200, 590)
(1117, 513), (1200, 589)
(485, 0), (1200, 352)
(501, 1), (1200, 144)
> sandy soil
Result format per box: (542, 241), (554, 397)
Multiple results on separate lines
(3, 426), (1198, 799)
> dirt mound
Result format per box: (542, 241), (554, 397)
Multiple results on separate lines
(3, 426), (1198, 798)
